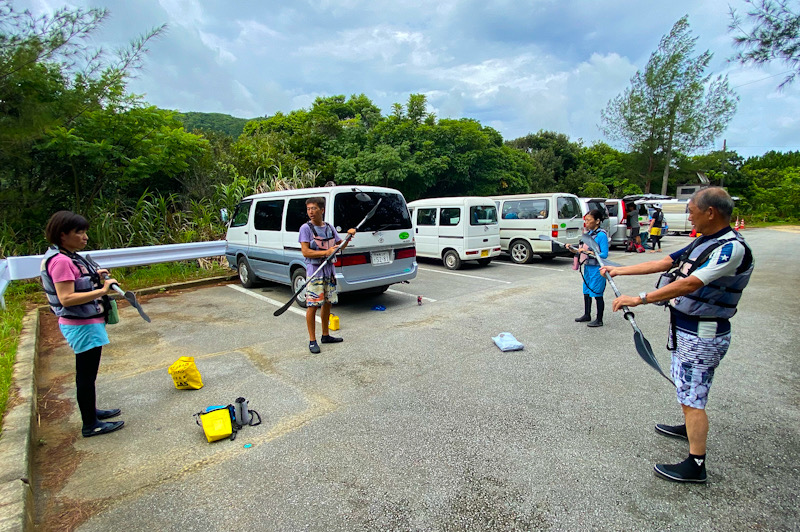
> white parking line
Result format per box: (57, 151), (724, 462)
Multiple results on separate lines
(417, 267), (512, 283)
(227, 284), (321, 323)
(386, 289), (437, 302)
(491, 261), (567, 272)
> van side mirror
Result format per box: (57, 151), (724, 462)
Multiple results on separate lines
(220, 208), (229, 223)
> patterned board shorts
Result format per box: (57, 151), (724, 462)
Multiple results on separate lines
(670, 329), (731, 409)
(305, 276), (338, 307)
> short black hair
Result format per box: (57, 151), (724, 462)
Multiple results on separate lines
(305, 197), (325, 210)
(45, 211), (89, 246)
(587, 209), (605, 222)
(693, 187), (734, 220)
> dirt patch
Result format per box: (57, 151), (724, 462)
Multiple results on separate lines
(37, 496), (107, 532)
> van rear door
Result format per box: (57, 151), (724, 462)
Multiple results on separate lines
(331, 190), (416, 289)
(555, 196), (583, 247)
(438, 206), (463, 257)
(249, 198), (286, 282)
(466, 203), (500, 258)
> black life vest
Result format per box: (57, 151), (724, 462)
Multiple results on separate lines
(40, 247), (108, 320)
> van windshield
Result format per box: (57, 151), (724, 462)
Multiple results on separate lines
(333, 192), (412, 232)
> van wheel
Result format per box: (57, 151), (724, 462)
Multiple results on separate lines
(509, 240), (533, 264)
(477, 258), (493, 266)
(237, 257), (259, 288)
(291, 269), (308, 308)
(443, 250), (462, 270)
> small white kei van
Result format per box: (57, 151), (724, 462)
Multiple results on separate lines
(225, 186), (418, 307)
(407, 197), (501, 269)
(490, 193), (584, 263)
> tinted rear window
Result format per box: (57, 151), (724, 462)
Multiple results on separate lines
(606, 202), (619, 217)
(333, 192), (412, 232)
(557, 197), (581, 219)
(470, 205), (498, 225)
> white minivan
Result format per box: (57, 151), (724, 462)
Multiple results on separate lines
(407, 197), (501, 270)
(225, 186), (418, 306)
(490, 193), (584, 263)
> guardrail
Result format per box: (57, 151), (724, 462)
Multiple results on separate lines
(0, 240), (228, 309)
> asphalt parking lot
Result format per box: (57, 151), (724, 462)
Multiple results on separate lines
(30, 229), (800, 531)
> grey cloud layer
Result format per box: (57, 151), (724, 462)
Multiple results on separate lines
(23, 0), (800, 156)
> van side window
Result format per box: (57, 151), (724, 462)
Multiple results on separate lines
(417, 208), (437, 226)
(440, 208), (461, 226)
(254, 200), (284, 231)
(230, 200), (252, 228)
(286, 198), (312, 232)
(557, 197), (580, 219)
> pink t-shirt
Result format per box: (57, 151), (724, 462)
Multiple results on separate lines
(47, 253), (105, 326)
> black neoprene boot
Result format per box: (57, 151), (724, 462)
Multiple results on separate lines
(588, 297), (604, 327)
(575, 294), (592, 322)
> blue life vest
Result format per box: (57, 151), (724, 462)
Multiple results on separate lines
(40, 247), (107, 320)
(667, 229), (754, 320)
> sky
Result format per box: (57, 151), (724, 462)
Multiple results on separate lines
(19, 0), (800, 159)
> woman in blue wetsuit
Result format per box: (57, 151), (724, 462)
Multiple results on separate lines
(566, 209), (609, 327)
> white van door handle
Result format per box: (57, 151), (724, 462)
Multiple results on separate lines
(244, 231), (249, 234)
(254, 235), (258, 244)
(415, 228), (419, 234)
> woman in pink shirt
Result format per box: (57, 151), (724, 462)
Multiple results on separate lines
(41, 211), (125, 437)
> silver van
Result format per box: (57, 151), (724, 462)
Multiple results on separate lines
(490, 193), (584, 263)
(225, 186), (417, 306)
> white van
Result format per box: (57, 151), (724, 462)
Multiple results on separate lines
(658, 199), (691, 234)
(407, 197), (501, 270)
(225, 186), (418, 306)
(603, 199), (628, 248)
(490, 193), (584, 263)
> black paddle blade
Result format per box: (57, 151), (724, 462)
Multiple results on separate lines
(273, 294), (299, 317)
(633, 329), (673, 385)
(124, 291), (151, 322)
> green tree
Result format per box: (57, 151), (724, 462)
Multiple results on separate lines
(601, 16), (738, 195)
(729, 0), (800, 88)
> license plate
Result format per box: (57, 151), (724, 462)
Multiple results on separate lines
(371, 251), (391, 265)
(480, 250), (489, 257)
(567, 229), (578, 237)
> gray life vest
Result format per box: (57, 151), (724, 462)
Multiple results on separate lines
(582, 228), (608, 267)
(40, 247), (107, 320)
(306, 222), (336, 265)
(666, 229), (754, 319)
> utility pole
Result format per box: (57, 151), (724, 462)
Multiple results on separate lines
(721, 139), (726, 188)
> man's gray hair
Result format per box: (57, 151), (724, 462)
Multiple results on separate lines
(692, 187), (734, 219)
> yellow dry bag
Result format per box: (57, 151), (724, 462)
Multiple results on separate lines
(168, 356), (204, 390)
(194, 405), (236, 442)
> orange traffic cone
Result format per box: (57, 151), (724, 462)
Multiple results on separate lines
(739, 218), (745, 230)
(734, 218), (740, 230)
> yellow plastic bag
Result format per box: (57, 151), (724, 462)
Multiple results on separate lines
(194, 406), (235, 442)
(168, 356), (204, 390)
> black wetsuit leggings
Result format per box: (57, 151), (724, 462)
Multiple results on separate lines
(583, 294), (605, 320)
(75, 346), (102, 427)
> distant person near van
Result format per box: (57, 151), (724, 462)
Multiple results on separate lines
(299, 197), (356, 354)
(601, 187), (754, 484)
(648, 204), (664, 253)
(626, 203), (641, 249)
(566, 209), (609, 327)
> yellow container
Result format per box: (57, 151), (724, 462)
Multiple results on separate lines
(198, 407), (233, 442)
(329, 314), (340, 331)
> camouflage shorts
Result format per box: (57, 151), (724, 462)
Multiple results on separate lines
(670, 329), (731, 409)
(305, 276), (338, 307)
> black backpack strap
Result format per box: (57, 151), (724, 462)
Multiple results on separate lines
(247, 410), (261, 427)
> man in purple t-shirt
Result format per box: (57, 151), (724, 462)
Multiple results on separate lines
(298, 197), (356, 354)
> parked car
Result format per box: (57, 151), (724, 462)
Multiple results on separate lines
(225, 185), (417, 307)
(577, 197), (612, 235)
(490, 193), (584, 263)
(407, 197), (501, 270)
(603, 198), (628, 248)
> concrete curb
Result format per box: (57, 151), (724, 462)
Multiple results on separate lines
(0, 273), (236, 531)
(0, 310), (38, 532)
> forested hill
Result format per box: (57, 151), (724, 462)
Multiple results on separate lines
(175, 111), (253, 137)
